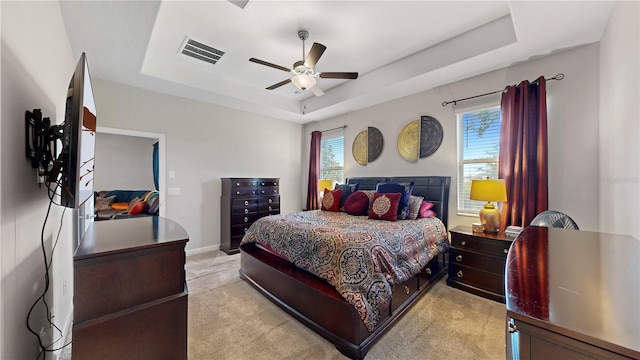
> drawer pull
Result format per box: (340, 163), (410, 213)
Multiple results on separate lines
(268, 199), (272, 203)
(236, 183), (240, 186)
(403, 286), (410, 294)
(252, 183), (256, 186)
(268, 206), (272, 211)
(236, 191), (240, 195)
(503, 248), (509, 254)
(244, 209), (249, 214)
(508, 320), (518, 333)
(261, 190), (265, 194)
(456, 270), (463, 278)
(424, 268), (432, 275)
(244, 200), (249, 206)
(243, 217), (248, 223)
(244, 228), (249, 233)
(261, 182), (265, 186)
(456, 255), (463, 262)
(461, 240), (466, 246)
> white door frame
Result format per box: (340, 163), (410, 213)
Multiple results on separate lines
(96, 126), (166, 217)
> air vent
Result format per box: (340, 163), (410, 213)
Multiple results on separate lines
(181, 38), (225, 65)
(228, 0), (251, 9)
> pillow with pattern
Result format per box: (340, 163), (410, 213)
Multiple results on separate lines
(368, 192), (401, 221)
(321, 189), (342, 212)
(128, 200), (147, 215)
(376, 182), (414, 220)
(407, 195), (424, 220)
(94, 195), (116, 213)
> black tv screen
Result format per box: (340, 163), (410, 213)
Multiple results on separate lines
(60, 53), (96, 208)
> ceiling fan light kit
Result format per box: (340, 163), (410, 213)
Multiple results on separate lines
(249, 29), (358, 97)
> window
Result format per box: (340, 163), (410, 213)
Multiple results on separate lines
(457, 106), (501, 215)
(320, 135), (344, 184)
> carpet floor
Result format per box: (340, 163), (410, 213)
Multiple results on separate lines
(186, 251), (506, 360)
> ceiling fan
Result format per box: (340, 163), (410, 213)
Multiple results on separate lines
(249, 30), (358, 96)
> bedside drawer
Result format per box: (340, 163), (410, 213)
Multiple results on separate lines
(449, 263), (505, 295)
(451, 233), (510, 257)
(450, 249), (505, 275)
(391, 275), (419, 313)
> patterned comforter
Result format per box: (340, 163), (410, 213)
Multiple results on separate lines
(240, 210), (449, 331)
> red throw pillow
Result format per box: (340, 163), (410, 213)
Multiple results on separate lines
(128, 201), (147, 215)
(419, 201), (436, 218)
(344, 191), (370, 215)
(321, 189), (341, 212)
(368, 192), (401, 221)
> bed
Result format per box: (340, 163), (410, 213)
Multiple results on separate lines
(239, 176), (451, 359)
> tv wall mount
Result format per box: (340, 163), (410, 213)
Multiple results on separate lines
(25, 109), (63, 185)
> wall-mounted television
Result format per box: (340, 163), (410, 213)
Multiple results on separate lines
(59, 53), (97, 208)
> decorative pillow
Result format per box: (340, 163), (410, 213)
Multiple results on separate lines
(128, 200), (147, 215)
(321, 189), (341, 212)
(146, 195), (160, 215)
(419, 201), (436, 218)
(94, 195), (116, 213)
(407, 195), (424, 220)
(376, 182), (414, 220)
(343, 191), (370, 216)
(127, 196), (143, 212)
(368, 192), (402, 221)
(111, 202), (130, 211)
(334, 183), (360, 209)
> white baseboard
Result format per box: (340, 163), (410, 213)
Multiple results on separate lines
(185, 244), (220, 257)
(52, 302), (73, 360)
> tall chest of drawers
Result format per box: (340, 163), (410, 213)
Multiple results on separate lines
(220, 178), (280, 255)
(447, 225), (513, 303)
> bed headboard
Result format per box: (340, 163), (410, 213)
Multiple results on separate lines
(345, 176), (451, 229)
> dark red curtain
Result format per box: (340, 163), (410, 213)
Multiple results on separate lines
(499, 76), (548, 229)
(305, 131), (322, 210)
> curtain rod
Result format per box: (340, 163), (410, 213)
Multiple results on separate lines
(310, 125), (347, 135)
(441, 73), (565, 107)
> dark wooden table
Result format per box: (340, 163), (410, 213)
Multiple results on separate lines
(505, 226), (639, 359)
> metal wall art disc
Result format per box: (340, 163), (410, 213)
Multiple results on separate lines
(397, 120), (419, 162)
(367, 127), (383, 163)
(352, 130), (368, 165)
(419, 116), (443, 158)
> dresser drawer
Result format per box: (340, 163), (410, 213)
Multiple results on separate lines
(451, 233), (510, 257)
(259, 179), (279, 187)
(231, 224), (252, 237)
(259, 187), (279, 196)
(232, 180), (258, 189)
(232, 189), (258, 197)
(261, 195), (279, 205)
(231, 204), (259, 215)
(259, 202), (280, 213)
(450, 248), (505, 275)
(231, 213), (261, 225)
(449, 263), (505, 295)
(232, 198), (259, 208)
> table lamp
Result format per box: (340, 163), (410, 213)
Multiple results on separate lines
(470, 178), (507, 233)
(318, 179), (333, 199)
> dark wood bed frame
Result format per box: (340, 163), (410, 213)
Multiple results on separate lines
(239, 176), (451, 359)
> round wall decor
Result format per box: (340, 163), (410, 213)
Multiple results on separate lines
(397, 116), (443, 162)
(352, 127), (383, 166)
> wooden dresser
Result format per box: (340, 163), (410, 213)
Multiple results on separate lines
(447, 226), (513, 302)
(220, 178), (280, 254)
(72, 216), (189, 360)
(506, 226), (639, 359)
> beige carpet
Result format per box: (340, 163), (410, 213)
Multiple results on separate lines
(186, 251), (506, 360)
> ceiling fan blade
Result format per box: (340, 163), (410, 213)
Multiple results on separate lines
(304, 42), (326, 69)
(319, 72), (359, 79)
(310, 85), (325, 97)
(266, 78), (292, 90)
(249, 58), (291, 73)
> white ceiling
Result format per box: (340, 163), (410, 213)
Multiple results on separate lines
(60, 1), (613, 124)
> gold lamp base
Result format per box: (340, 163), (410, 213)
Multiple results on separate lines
(479, 201), (501, 234)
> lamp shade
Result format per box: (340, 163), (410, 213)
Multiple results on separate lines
(470, 179), (507, 202)
(318, 179), (333, 192)
(291, 74), (317, 90)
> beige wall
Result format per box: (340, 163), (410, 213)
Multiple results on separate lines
(94, 133), (157, 191)
(1, 2), (76, 358)
(304, 44), (602, 232)
(91, 79), (304, 252)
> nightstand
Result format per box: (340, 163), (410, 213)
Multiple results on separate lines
(447, 225), (513, 303)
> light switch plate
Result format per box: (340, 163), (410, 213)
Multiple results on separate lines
(168, 188), (181, 196)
